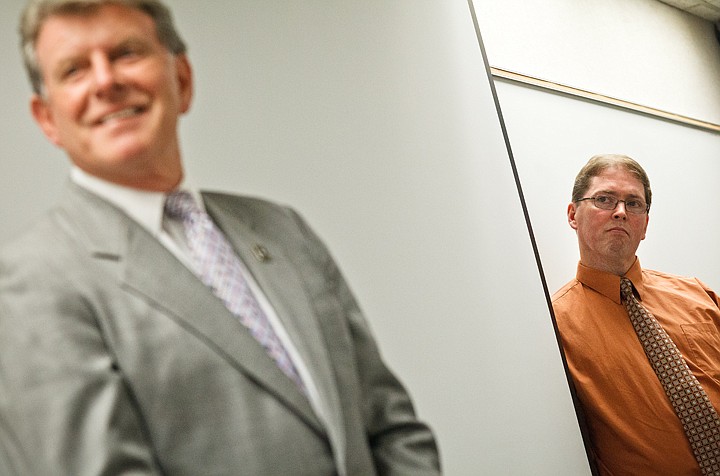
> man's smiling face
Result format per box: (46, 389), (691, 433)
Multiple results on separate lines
(30, 3), (193, 191)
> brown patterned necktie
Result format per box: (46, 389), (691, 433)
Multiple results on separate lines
(620, 277), (720, 475)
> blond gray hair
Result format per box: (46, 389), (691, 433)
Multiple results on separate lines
(20, 0), (186, 94)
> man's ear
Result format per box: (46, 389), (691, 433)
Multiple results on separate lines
(175, 54), (193, 114)
(31, 94), (62, 146)
(568, 202), (578, 231)
(641, 213), (649, 241)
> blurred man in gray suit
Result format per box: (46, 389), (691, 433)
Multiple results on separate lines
(0, 1), (440, 475)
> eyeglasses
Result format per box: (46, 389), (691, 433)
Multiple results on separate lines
(577, 195), (649, 215)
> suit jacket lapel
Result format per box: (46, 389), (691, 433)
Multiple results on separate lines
(203, 194), (347, 461)
(59, 183), (323, 435)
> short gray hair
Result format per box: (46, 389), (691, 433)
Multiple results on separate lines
(20, 0), (187, 94)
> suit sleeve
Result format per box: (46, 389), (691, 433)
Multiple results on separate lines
(287, 209), (441, 476)
(0, 246), (162, 476)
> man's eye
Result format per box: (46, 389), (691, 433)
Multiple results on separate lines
(115, 45), (145, 60)
(595, 196), (611, 203)
(61, 65), (80, 79)
(626, 200), (642, 208)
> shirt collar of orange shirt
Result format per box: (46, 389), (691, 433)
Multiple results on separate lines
(576, 257), (644, 305)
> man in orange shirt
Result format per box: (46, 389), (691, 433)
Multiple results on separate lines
(553, 154), (720, 475)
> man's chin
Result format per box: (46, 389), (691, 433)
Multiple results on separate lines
(606, 244), (636, 263)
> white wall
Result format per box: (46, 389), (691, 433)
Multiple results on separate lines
(475, 0), (720, 125)
(1, 1), (589, 475)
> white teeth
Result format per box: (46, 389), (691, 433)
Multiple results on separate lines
(100, 107), (140, 123)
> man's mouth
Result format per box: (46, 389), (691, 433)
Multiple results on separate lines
(97, 106), (145, 124)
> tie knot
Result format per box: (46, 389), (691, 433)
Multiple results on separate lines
(165, 190), (200, 220)
(620, 277), (634, 300)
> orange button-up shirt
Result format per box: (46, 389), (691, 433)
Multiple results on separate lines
(552, 258), (720, 476)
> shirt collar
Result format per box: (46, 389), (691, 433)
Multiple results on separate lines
(576, 257), (644, 305)
(70, 166), (203, 237)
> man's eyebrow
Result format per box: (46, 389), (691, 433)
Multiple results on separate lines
(112, 37), (152, 51)
(596, 190), (643, 199)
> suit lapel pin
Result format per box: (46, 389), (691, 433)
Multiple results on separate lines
(252, 244), (271, 262)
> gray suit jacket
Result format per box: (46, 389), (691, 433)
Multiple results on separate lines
(0, 182), (440, 476)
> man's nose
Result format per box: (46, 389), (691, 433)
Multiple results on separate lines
(90, 54), (119, 95)
(613, 201), (628, 219)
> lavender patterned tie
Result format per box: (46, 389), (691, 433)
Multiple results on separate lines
(165, 191), (306, 394)
(621, 277), (720, 475)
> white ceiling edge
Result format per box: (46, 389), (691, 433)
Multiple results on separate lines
(657, 0), (720, 22)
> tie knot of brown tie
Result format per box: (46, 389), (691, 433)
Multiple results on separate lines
(620, 277), (634, 300)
